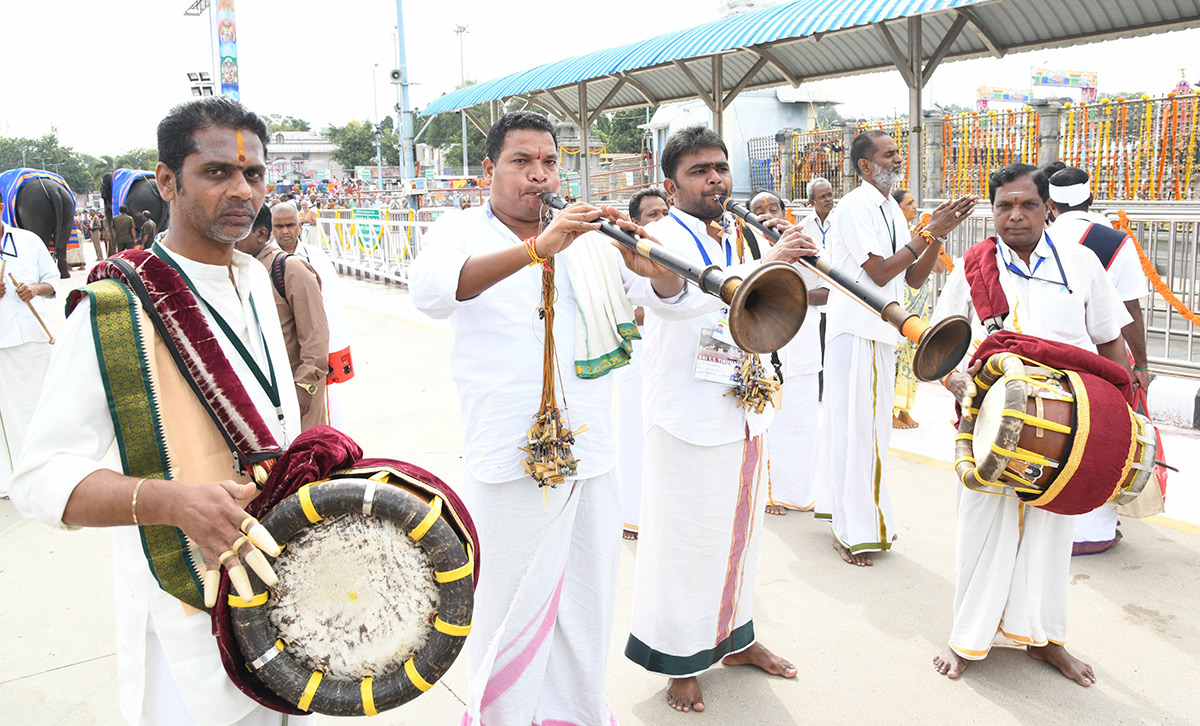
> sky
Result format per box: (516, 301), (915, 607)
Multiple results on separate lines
(1, 0), (1198, 157)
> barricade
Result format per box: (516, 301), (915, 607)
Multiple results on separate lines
(311, 210), (436, 285)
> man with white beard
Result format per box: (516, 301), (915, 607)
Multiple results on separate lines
(816, 131), (976, 566)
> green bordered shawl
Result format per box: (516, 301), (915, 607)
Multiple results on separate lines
(82, 278), (207, 611)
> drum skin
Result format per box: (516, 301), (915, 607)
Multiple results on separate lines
(231, 478), (473, 716)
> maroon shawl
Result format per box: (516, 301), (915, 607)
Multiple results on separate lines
(961, 236), (1010, 332)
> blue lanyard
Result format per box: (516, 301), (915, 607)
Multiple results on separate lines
(1002, 233), (1072, 293)
(813, 217), (828, 244)
(671, 212), (730, 266)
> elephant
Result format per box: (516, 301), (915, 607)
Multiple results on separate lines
(0, 167), (77, 278)
(102, 169), (169, 250)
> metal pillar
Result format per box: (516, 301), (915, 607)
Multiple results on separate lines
(490, 99), (500, 127)
(579, 82), (591, 202)
(907, 17), (924, 203)
(395, 1), (415, 179)
(712, 54), (724, 137)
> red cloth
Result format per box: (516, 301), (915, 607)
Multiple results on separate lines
(962, 237), (1010, 324)
(971, 331), (1133, 405)
(210, 428), (481, 714)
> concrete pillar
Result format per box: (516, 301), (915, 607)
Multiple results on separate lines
(925, 116), (945, 199)
(1037, 103), (1062, 167)
(780, 128), (794, 199)
(840, 124), (858, 195)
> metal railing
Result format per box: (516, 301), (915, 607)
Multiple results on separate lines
(310, 211), (437, 284)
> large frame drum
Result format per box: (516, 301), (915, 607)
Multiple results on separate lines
(954, 352), (1156, 515)
(230, 470), (474, 716)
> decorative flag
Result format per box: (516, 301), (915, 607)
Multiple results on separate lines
(216, 0), (239, 100)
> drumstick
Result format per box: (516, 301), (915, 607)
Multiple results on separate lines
(8, 273), (55, 344)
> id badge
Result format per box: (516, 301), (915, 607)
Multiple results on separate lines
(694, 325), (743, 386)
(711, 307), (736, 346)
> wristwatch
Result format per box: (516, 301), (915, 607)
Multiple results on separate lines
(299, 382), (317, 395)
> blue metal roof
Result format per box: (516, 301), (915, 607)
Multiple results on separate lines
(419, 0), (1200, 117)
(420, 0), (984, 116)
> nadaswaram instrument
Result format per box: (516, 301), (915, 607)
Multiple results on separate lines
(541, 192), (808, 354)
(719, 196), (971, 381)
(955, 351), (1155, 515)
(227, 465), (476, 717)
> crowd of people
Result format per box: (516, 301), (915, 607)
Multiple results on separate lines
(0, 96), (1156, 725)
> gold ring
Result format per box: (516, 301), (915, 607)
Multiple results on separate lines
(219, 549), (237, 566)
(232, 535), (249, 551)
(239, 516), (257, 534)
(954, 211), (961, 217)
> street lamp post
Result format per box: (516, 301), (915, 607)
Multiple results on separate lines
(372, 64), (383, 193)
(453, 24), (469, 176)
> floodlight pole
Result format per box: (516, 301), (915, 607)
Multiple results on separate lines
(454, 24), (469, 176)
(395, 1), (416, 180)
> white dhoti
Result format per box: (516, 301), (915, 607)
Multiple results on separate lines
(949, 485), (1075, 658)
(462, 471), (621, 726)
(766, 372), (819, 511)
(813, 334), (896, 552)
(626, 425), (766, 677)
(1072, 502), (1120, 553)
(0, 342), (53, 489)
(615, 341), (644, 533)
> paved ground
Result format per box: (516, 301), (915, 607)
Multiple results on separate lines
(2, 269), (1198, 725)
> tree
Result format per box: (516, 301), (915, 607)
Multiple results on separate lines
(0, 132), (95, 192)
(593, 109), (650, 154)
(327, 120), (399, 169)
(816, 104), (846, 129)
(112, 148), (158, 171)
(265, 114), (311, 132)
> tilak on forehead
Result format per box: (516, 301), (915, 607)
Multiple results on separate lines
(236, 130), (247, 163)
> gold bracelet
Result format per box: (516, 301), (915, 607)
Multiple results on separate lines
(131, 478), (148, 526)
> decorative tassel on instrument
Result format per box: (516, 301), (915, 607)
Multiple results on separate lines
(521, 208), (587, 489)
(724, 352), (780, 414)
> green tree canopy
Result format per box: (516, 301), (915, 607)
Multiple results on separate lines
(593, 109), (651, 154)
(0, 132), (95, 192)
(327, 120), (399, 169)
(265, 114), (311, 132)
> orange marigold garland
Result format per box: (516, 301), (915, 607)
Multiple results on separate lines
(1115, 210), (1200, 328)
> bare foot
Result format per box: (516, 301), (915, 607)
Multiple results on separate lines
(833, 537), (873, 566)
(933, 647), (968, 679)
(899, 410), (920, 428)
(1028, 644), (1095, 686)
(722, 642), (797, 678)
(622, 529), (638, 541)
(892, 414), (908, 429)
(766, 503), (788, 516)
(666, 677), (704, 712)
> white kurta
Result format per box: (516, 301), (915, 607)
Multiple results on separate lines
(0, 225), (58, 488)
(8, 245), (303, 726)
(931, 232), (1129, 658)
(766, 222), (826, 512)
(626, 208), (773, 677)
(1049, 211), (1149, 546)
(409, 201), (668, 725)
(615, 334), (646, 532)
(814, 182), (908, 551)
